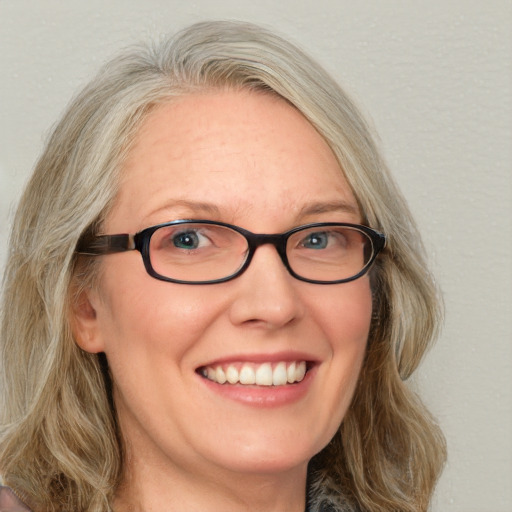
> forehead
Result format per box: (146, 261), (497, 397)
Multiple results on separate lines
(109, 89), (359, 231)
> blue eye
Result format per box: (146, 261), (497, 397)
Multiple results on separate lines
(173, 231), (201, 249)
(302, 232), (329, 249)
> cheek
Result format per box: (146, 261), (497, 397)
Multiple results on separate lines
(105, 291), (208, 353)
(94, 260), (222, 369)
(95, 280), (223, 428)
(315, 278), (373, 347)
(311, 279), (373, 414)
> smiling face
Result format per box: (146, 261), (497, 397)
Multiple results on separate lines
(73, 89), (372, 495)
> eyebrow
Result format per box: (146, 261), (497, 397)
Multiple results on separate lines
(145, 200), (222, 220)
(297, 200), (360, 217)
(144, 199), (360, 224)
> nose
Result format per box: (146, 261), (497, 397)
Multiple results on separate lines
(228, 244), (305, 329)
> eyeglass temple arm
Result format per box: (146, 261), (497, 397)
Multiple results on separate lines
(76, 234), (136, 255)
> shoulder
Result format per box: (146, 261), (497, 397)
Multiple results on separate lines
(0, 486), (32, 512)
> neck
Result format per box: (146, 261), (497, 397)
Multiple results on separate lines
(113, 445), (308, 512)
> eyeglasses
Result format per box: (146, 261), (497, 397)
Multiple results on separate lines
(76, 220), (386, 285)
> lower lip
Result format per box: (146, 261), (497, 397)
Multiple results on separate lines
(198, 366), (316, 408)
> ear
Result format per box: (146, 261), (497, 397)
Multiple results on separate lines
(70, 286), (106, 354)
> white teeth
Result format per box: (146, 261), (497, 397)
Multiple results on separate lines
(295, 361), (306, 382)
(215, 366), (227, 384)
(226, 365), (238, 384)
(255, 363), (273, 386)
(239, 365), (256, 385)
(272, 362), (288, 386)
(287, 361), (296, 383)
(201, 361), (308, 386)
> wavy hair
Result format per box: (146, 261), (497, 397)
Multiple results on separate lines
(0, 20), (445, 511)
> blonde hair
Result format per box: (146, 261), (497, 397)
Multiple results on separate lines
(0, 20), (445, 511)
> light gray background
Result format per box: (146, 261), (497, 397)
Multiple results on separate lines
(1, 1), (511, 511)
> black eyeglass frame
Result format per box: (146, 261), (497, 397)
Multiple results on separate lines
(76, 219), (386, 285)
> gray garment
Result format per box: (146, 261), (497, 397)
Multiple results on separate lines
(307, 471), (360, 512)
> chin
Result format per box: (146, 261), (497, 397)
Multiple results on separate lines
(201, 428), (332, 476)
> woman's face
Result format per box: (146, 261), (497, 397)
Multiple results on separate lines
(75, 90), (372, 480)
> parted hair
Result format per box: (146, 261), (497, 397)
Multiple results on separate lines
(0, 20), (445, 512)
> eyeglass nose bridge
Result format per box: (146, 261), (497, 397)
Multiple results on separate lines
(238, 232), (293, 278)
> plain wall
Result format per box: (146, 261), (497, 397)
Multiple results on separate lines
(1, 1), (511, 511)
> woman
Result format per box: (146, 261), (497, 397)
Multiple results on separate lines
(0, 21), (446, 512)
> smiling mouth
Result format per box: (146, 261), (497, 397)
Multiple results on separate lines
(198, 361), (309, 386)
